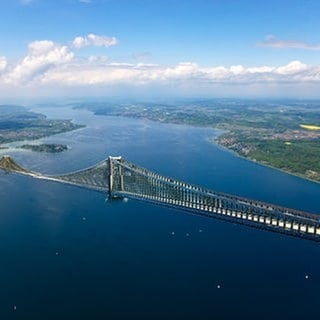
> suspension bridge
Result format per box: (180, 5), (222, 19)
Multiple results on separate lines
(1, 155), (319, 241)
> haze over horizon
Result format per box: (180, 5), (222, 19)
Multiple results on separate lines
(1, 0), (320, 101)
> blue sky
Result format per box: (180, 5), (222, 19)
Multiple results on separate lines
(0, 0), (320, 100)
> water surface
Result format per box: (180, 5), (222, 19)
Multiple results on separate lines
(0, 106), (319, 319)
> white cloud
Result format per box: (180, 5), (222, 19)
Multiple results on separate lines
(5, 40), (74, 84)
(72, 37), (88, 49)
(257, 35), (320, 51)
(79, 0), (92, 3)
(275, 60), (308, 75)
(230, 65), (245, 75)
(0, 56), (7, 72)
(247, 66), (274, 73)
(204, 66), (229, 79)
(72, 33), (118, 49)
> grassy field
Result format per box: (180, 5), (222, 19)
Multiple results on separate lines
(247, 139), (320, 181)
(300, 124), (320, 130)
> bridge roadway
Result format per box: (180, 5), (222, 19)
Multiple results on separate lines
(1, 155), (320, 241)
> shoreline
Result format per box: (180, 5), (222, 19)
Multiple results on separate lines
(30, 104), (320, 186)
(0, 125), (86, 152)
(91, 111), (320, 185)
(213, 135), (320, 185)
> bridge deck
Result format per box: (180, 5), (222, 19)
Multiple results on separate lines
(109, 157), (320, 242)
(1, 155), (319, 241)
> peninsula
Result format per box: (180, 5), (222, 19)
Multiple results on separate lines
(0, 105), (84, 146)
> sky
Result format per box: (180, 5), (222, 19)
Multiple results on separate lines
(0, 0), (320, 100)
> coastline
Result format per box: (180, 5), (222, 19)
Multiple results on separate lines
(213, 135), (320, 185)
(73, 101), (320, 186)
(0, 125), (85, 153)
(106, 111), (320, 185)
(98, 111), (320, 185)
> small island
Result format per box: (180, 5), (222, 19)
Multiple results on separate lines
(20, 143), (68, 153)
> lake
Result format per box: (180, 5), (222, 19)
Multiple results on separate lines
(0, 106), (319, 319)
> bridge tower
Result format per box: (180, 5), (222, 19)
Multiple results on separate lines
(108, 156), (123, 198)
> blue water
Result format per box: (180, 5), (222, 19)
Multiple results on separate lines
(0, 106), (320, 319)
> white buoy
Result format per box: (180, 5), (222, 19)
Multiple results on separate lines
(186, 233), (190, 237)
(13, 305), (17, 311)
(82, 217), (86, 221)
(171, 231), (175, 235)
(305, 274), (309, 279)
(217, 284), (221, 289)
(55, 252), (59, 256)
(199, 229), (203, 233)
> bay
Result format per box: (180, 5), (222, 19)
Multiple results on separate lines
(0, 106), (319, 319)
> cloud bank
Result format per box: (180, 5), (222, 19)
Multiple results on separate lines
(1, 35), (320, 98)
(257, 35), (320, 51)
